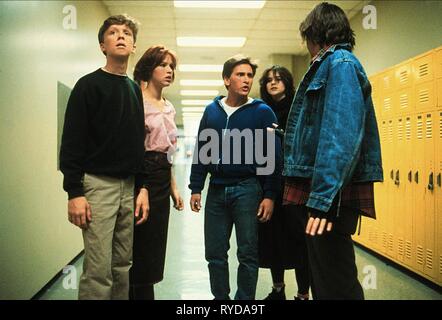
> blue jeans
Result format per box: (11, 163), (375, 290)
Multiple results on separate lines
(204, 177), (263, 300)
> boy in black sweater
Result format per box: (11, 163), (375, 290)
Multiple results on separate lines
(59, 15), (148, 300)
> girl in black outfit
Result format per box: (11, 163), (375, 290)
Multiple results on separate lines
(258, 65), (310, 300)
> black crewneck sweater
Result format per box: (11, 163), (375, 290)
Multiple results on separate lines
(60, 68), (145, 199)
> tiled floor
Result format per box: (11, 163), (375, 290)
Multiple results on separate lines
(38, 156), (442, 300)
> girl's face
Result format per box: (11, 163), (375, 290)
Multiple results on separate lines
(151, 54), (175, 88)
(266, 71), (286, 102)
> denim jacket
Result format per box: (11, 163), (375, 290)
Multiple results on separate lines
(283, 43), (383, 213)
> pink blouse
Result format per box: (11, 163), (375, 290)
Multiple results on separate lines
(143, 99), (177, 154)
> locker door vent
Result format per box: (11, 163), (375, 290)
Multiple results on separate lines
(388, 120), (394, 143)
(426, 249), (433, 270)
(418, 88), (430, 104)
(388, 234), (394, 252)
(399, 70), (409, 85)
(426, 115), (433, 139)
(382, 232), (388, 249)
(439, 255), (442, 276)
(417, 117), (423, 139)
(406, 118), (411, 140)
(418, 63), (429, 79)
(398, 238), (404, 257)
(384, 97), (392, 111)
(405, 241), (412, 260)
(397, 119), (403, 141)
(417, 246), (424, 265)
(399, 94), (409, 110)
(439, 114), (442, 138)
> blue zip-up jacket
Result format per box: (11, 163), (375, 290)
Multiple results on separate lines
(283, 44), (383, 213)
(189, 96), (282, 200)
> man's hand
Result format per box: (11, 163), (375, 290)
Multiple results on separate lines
(190, 193), (202, 213)
(257, 198), (274, 222)
(135, 188), (149, 225)
(171, 188), (184, 211)
(306, 211), (333, 236)
(68, 196), (92, 229)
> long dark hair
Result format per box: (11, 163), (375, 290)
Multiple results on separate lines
(299, 2), (355, 50)
(259, 65), (294, 105)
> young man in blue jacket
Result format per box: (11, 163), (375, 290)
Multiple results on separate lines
(189, 55), (282, 300)
(283, 3), (383, 300)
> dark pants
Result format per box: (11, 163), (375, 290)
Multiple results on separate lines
(305, 207), (364, 300)
(204, 178), (262, 300)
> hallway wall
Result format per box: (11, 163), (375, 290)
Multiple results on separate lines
(350, 0), (442, 75)
(0, 1), (110, 299)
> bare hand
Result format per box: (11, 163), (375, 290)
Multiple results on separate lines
(257, 198), (274, 222)
(190, 194), (202, 213)
(135, 188), (149, 225)
(171, 189), (184, 211)
(306, 214), (333, 236)
(68, 196), (92, 229)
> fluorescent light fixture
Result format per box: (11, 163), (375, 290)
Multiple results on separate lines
(174, 1), (266, 9)
(182, 107), (206, 112)
(180, 79), (224, 87)
(183, 113), (204, 118)
(179, 64), (223, 73)
(181, 100), (212, 106)
(181, 90), (219, 96)
(177, 37), (246, 47)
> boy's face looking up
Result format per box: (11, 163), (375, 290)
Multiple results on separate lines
(100, 24), (136, 58)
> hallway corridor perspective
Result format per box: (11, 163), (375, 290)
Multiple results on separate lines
(37, 148), (442, 300)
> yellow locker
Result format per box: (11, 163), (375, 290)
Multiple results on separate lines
(423, 113), (436, 279)
(373, 119), (389, 253)
(435, 48), (442, 79)
(414, 114), (426, 273)
(395, 60), (414, 116)
(385, 118), (396, 258)
(380, 69), (395, 118)
(394, 117), (406, 262)
(437, 79), (442, 108)
(435, 110), (442, 284)
(403, 116), (414, 268)
(414, 51), (436, 112)
(369, 75), (381, 118)
(413, 51), (434, 84)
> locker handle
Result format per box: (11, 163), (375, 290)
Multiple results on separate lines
(408, 171), (412, 182)
(414, 171), (419, 183)
(390, 170), (394, 180)
(438, 173), (441, 187)
(428, 172), (434, 191)
(395, 170), (400, 186)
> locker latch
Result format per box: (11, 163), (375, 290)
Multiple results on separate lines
(414, 171), (419, 183)
(408, 171), (412, 182)
(428, 172), (434, 191)
(438, 173), (441, 187)
(394, 170), (400, 186)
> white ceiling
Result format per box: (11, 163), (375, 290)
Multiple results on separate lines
(103, 0), (368, 124)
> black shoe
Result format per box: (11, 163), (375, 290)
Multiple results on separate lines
(263, 287), (286, 300)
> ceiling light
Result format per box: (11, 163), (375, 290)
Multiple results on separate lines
(180, 80), (224, 87)
(174, 1), (266, 9)
(177, 37), (246, 47)
(181, 100), (212, 106)
(179, 64), (223, 72)
(181, 90), (219, 96)
(182, 107), (206, 112)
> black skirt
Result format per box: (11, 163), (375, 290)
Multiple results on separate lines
(258, 194), (309, 270)
(130, 151), (172, 285)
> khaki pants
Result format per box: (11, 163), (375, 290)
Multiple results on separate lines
(78, 174), (135, 300)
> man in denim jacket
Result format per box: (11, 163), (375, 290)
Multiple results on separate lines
(283, 3), (383, 299)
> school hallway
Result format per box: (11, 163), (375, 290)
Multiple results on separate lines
(36, 153), (441, 300)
